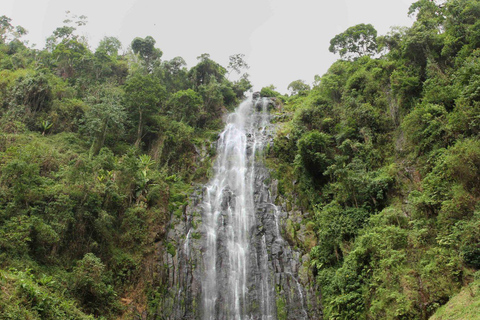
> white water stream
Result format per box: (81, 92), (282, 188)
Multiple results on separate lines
(202, 97), (272, 320)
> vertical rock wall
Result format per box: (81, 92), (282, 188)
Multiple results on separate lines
(155, 97), (322, 319)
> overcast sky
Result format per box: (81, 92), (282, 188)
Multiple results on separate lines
(1, 0), (415, 93)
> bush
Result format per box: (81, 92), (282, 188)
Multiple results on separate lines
(296, 130), (333, 181)
(402, 103), (448, 155)
(72, 253), (119, 315)
(49, 98), (88, 133)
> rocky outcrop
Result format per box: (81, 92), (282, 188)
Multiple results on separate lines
(155, 97), (322, 319)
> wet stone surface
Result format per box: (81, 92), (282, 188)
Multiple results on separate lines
(156, 97), (322, 320)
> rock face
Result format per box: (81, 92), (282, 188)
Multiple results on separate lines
(156, 97), (322, 319)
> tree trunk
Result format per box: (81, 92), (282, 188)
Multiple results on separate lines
(91, 119), (108, 156)
(135, 108), (143, 148)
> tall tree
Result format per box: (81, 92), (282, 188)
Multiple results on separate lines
(84, 84), (125, 155)
(124, 73), (166, 147)
(227, 53), (249, 77)
(96, 36), (122, 57)
(329, 23), (378, 60)
(93, 37), (127, 81)
(131, 36), (162, 72)
(167, 89), (203, 126)
(45, 11), (87, 51)
(156, 56), (189, 92)
(189, 53), (227, 87)
(288, 79), (311, 96)
(0, 15), (27, 45)
(52, 39), (90, 79)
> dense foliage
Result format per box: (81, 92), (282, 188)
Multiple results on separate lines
(266, 0), (480, 319)
(0, 13), (251, 319)
(2, 0), (480, 319)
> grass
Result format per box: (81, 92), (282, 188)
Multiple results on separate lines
(429, 279), (480, 320)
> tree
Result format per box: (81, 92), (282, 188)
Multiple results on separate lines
(0, 15), (14, 44)
(317, 60), (350, 102)
(198, 78), (224, 119)
(162, 56), (187, 75)
(157, 56), (189, 92)
(232, 73), (253, 99)
(11, 72), (53, 129)
(167, 89), (203, 126)
(0, 15), (27, 44)
(402, 103), (448, 155)
(45, 11), (88, 51)
(377, 26), (408, 58)
(329, 23), (378, 60)
(52, 39), (90, 79)
(43, 12), (91, 80)
(260, 85), (282, 98)
(288, 79), (311, 96)
(189, 53), (227, 87)
(131, 36), (162, 71)
(441, 0), (480, 57)
(84, 85), (125, 155)
(124, 73), (166, 147)
(93, 37), (126, 81)
(96, 36), (122, 57)
(227, 53), (249, 77)
(408, 0), (445, 29)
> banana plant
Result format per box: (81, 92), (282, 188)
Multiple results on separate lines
(135, 154), (156, 205)
(138, 154), (155, 171)
(41, 120), (53, 135)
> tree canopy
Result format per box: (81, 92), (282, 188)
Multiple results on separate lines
(329, 23), (378, 60)
(131, 36), (162, 71)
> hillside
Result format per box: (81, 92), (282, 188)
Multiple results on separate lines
(0, 13), (251, 319)
(1, 0), (480, 319)
(265, 0), (480, 319)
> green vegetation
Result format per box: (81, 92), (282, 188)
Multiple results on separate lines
(0, 12), (251, 319)
(430, 274), (480, 320)
(2, 0), (480, 318)
(265, 0), (480, 319)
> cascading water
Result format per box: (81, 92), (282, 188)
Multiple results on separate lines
(202, 97), (272, 320)
(158, 96), (320, 320)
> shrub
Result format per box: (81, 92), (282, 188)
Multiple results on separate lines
(72, 253), (119, 315)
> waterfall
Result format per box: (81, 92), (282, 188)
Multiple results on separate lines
(202, 97), (274, 320)
(160, 96), (317, 320)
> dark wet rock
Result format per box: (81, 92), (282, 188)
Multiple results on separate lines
(155, 99), (322, 319)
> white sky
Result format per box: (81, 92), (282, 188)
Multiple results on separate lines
(1, 0), (415, 94)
